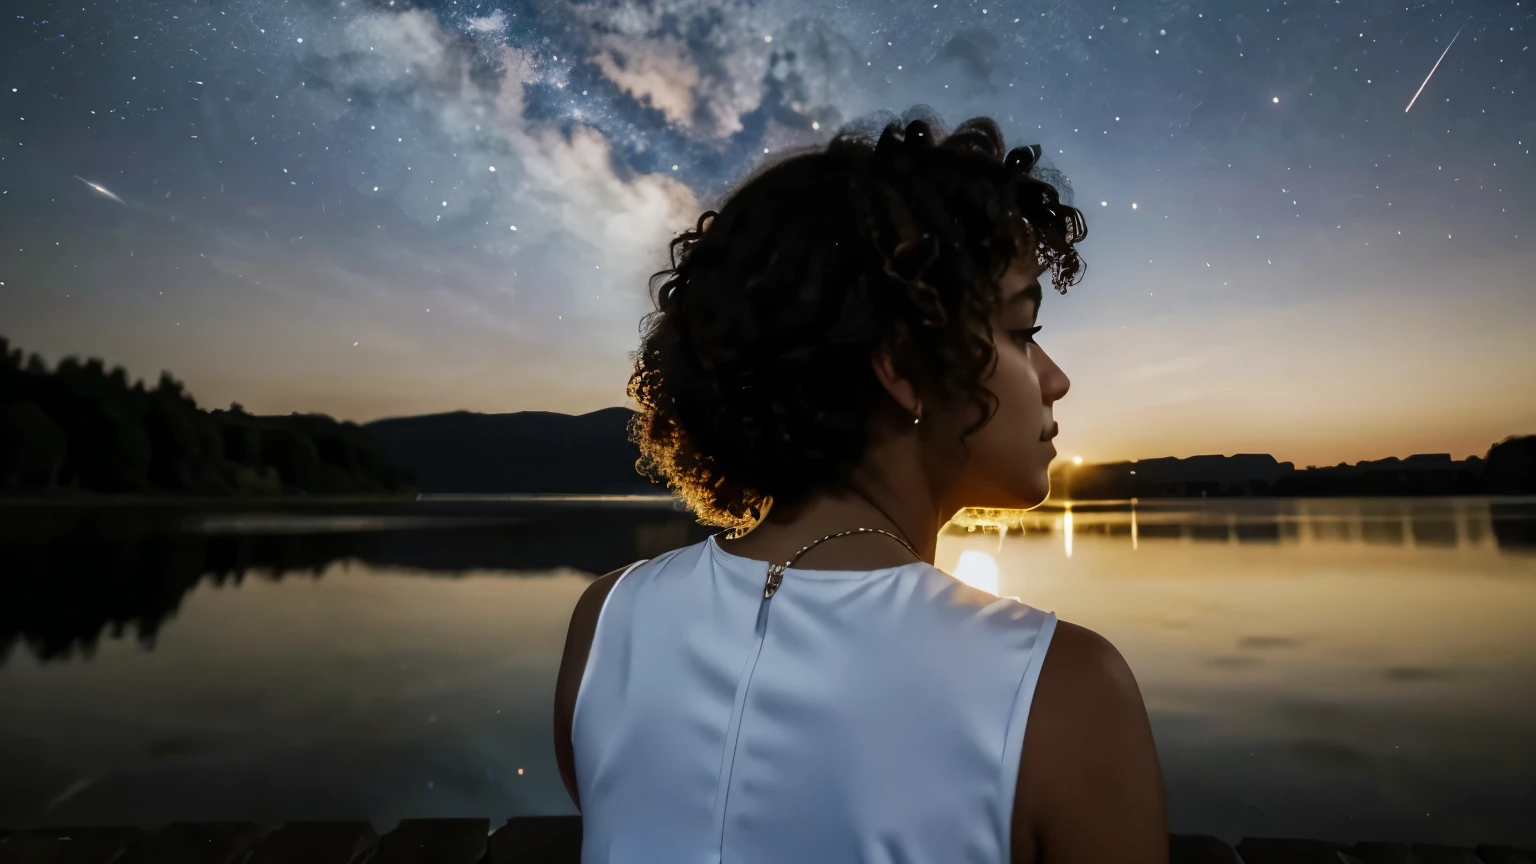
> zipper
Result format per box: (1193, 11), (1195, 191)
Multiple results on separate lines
(763, 563), (785, 598)
(712, 564), (782, 860)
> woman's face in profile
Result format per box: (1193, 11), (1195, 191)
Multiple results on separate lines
(941, 242), (1070, 512)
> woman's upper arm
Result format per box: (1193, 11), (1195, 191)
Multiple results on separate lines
(552, 566), (629, 812)
(1011, 620), (1169, 864)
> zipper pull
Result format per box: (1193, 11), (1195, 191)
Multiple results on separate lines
(763, 563), (785, 599)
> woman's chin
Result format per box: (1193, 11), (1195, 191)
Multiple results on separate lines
(965, 475), (1050, 512)
(1014, 483), (1050, 510)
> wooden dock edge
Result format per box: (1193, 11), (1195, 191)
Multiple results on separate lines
(1, 817), (1532, 863)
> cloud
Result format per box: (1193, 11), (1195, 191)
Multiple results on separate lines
(748, 18), (866, 133)
(570, 0), (864, 141)
(465, 11), (508, 34)
(295, 9), (701, 326)
(590, 35), (704, 129)
(576, 0), (772, 138)
(932, 28), (1004, 85)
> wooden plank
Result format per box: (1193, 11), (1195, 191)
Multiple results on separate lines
(0, 826), (143, 864)
(1476, 847), (1536, 864)
(372, 819), (488, 864)
(245, 821), (379, 864)
(1349, 843), (1422, 864)
(1409, 846), (1490, 864)
(1237, 837), (1359, 863)
(1168, 834), (1242, 864)
(488, 816), (581, 864)
(6, 822), (1529, 864)
(116, 822), (268, 864)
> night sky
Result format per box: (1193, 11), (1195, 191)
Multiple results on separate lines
(2, 0), (1532, 467)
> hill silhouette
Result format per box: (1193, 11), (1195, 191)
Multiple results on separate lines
(363, 408), (662, 495)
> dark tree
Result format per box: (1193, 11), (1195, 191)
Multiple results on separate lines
(259, 426), (322, 490)
(0, 336), (414, 498)
(1484, 436), (1536, 494)
(0, 401), (68, 489)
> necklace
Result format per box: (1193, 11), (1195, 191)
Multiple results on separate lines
(756, 527), (922, 599)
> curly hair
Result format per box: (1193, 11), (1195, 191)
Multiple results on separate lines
(627, 110), (1088, 529)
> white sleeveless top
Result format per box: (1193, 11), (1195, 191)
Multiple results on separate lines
(571, 533), (1058, 864)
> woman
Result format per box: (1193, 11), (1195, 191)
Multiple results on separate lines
(554, 111), (1168, 863)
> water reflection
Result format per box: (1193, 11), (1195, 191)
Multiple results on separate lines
(1, 497), (1534, 846)
(949, 497), (1536, 555)
(5, 498), (1533, 667)
(952, 550), (1000, 595)
(0, 498), (711, 665)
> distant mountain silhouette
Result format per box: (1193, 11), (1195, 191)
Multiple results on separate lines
(364, 407), (662, 495)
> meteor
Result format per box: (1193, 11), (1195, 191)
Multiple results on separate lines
(1404, 24), (1464, 113)
(73, 175), (127, 206)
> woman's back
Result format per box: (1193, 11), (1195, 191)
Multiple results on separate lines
(571, 535), (1056, 864)
(557, 111), (1167, 863)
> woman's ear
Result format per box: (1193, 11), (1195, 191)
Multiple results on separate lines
(870, 337), (921, 417)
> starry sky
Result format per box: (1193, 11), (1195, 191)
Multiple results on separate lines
(2, 0), (1532, 467)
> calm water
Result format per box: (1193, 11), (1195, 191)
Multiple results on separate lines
(2, 496), (1534, 846)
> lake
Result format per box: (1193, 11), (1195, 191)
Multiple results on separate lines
(2, 496), (1534, 847)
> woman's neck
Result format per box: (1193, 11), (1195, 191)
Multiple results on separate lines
(719, 483), (942, 571)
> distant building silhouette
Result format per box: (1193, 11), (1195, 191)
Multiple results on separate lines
(1052, 439), (1532, 500)
(1057, 453), (1294, 499)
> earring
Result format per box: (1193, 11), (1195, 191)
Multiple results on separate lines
(912, 403), (923, 426)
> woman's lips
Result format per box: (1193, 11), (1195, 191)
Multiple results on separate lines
(1040, 421), (1059, 442)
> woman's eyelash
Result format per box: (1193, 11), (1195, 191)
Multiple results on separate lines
(1011, 325), (1043, 345)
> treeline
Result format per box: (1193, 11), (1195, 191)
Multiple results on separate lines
(0, 337), (414, 496)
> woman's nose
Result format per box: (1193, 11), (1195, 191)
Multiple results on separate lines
(1038, 350), (1070, 403)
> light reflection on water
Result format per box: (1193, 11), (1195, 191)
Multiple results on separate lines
(0, 498), (1532, 846)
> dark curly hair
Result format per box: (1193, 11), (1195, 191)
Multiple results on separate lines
(627, 109), (1088, 529)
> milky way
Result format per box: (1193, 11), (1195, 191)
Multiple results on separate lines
(1, 0), (1532, 464)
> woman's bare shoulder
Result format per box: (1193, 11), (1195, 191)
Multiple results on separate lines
(1040, 620), (1143, 697)
(557, 566), (632, 700)
(1011, 619), (1168, 864)
(553, 563), (637, 810)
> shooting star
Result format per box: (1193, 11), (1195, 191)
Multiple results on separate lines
(73, 175), (127, 206)
(1404, 23), (1465, 113)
